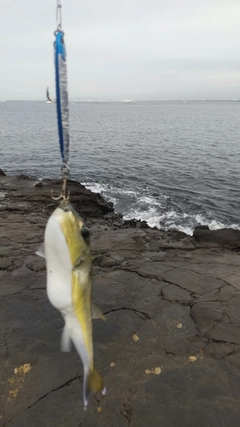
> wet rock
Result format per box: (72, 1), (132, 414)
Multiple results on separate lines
(162, 284), (192, 305)
(193, 226), (240, 246)
(191, 301), (224, 335)
(0, 175), (114, 221)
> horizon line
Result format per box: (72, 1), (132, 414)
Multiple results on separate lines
(1, 98), (240, 102)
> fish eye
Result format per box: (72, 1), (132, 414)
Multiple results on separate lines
(81, 227), (90, 240)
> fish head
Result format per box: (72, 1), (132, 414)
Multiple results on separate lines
(54, 200), (92, 267)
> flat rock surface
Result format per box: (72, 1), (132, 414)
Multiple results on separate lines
(1, 174), (240, 427)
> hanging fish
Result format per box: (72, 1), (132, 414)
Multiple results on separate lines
(36, 201), (106, 409)
(54, 26), (69, 168)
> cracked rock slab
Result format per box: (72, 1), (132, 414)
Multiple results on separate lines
(1, 174), (240, 427)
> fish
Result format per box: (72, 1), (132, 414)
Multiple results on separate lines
(36, 200), (106, 409)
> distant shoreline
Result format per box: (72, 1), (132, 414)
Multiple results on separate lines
(1, 99), (240, 103)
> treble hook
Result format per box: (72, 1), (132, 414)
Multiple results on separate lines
(51, 176), (70, 202)
(51, 164), (70, 202)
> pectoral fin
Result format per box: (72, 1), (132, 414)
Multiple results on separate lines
(73, 256), (84, 269)
(73, 255), (96, 270)
(92, 303), (106, 321)
(61, 324), (72, 352)
(36, 242), (45, 258)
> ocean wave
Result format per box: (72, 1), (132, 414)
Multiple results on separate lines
(82, 180), (240, 235)
(124, 208), (240, 235)
(137, 195), (163, 207)
(83, 182), (108, 194)
(83, 182), (138, 197)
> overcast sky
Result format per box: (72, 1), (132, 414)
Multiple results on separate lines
(1, 0), (240, 100)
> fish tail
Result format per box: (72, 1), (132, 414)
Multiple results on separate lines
(83, 367), (105, 410)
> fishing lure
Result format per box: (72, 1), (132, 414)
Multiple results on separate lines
(54, 0), (69, 177)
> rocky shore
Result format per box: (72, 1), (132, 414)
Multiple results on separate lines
(1, 172), (240, 427)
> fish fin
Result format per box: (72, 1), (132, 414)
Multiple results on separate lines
(73, 256), (96, 270)
(83, 367), (105, 410)
(73, 256), (85, 269)
(36, 242), (45, 258)
(61, 324), (72, 352)
(92, 303), (106, 321)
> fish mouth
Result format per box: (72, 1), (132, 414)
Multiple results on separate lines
(58, 199), (72, 212)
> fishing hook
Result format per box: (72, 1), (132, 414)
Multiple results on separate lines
(51, 176), (70, 202)
(51, 163), (70, 201)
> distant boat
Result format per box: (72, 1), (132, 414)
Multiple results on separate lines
(46, 87), (55, 103)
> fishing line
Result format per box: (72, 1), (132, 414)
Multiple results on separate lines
(52, 0), (70, 201)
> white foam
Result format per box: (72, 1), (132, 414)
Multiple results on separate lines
(138, 196), (162, 207)
(124, 206), (162, 228)
(83, 182), (108, 194)
(169, 224), (193, 236)
(108, 196), (117, 205)
(193, 214), (240, 231)
(124, 207), (240, 236)
(82, 181), (240, 235)
(119, 189), (137, 196)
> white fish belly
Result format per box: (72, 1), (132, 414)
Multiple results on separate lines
(44, 215), (73, 311)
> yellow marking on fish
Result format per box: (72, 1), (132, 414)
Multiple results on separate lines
(60, 208), (93, 365)
(60, 210), (90, 265)
(72, 270), (93, 366)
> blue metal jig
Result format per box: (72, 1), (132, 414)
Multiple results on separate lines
(51, 0), (70, 201)
(54, 0), (69, 175)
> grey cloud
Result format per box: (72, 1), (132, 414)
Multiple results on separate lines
(1, 0), (240, 99)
